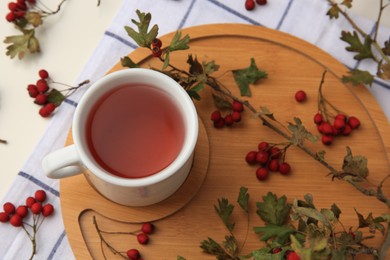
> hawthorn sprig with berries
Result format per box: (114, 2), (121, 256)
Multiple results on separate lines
(93, 216), (155, 260)
(122, 10), (390, 259)
(0, 189), (54, 260)
(26, 69), (89, 117)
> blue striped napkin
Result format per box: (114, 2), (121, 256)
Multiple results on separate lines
(1, 0), (389, 259)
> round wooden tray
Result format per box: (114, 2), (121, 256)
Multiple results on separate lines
(61, 24), (390, 259)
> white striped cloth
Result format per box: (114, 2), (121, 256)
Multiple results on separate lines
(1, 0), (389, 259)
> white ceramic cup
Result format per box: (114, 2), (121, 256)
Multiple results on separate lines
(42, 68), (198, 206)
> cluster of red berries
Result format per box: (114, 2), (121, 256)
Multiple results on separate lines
(5, 0), (36, 22)
(125, 222), (155, 260)
(210, 100), (244, 128)
(245, 0), (267, 11)
(245, 141), (291, 181)
(27, 69), (57, 117)
(151, 38), (162, 58)
(314, 113), (361, 145)
(0, 189), (54, 227)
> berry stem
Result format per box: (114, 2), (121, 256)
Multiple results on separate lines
(93, 216), (128, 260)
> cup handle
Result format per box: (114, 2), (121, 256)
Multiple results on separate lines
(42, 144), (83, 179)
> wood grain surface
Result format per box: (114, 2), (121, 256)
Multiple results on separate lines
(61, 24), (390, 259)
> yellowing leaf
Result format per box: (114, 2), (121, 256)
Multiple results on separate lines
(326, 4), (339, 19)
(4, 29), (40, 59)
(25, 12), (43, 27)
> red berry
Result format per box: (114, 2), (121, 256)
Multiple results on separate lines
(42, 204), (54, 217)
(232, 101), (244, 112)
(294, 90), (306, 102)
(245, 151), (258, 164)
(272, 247), (282, 254)
(27, 84), (39, 98)
(268, 159), (279, 172)
(279, 162), (291, 175)
(151, 38), (162, 48)
(269, 147), (281, 159)
(26, 196), (36, 208)
(141, 222), (154, 234)
(27, 0), (36, 4)
(335, 113), (346, 122)
(35, 189), (47, 202)
(16, 205), (29, 218)
(319, 122), (333, 136)
(8, 2), (18, 11)
(348, 116), (360, 129)
(213, 118), (225, 128)
(152, 46), (162, 58)
(10, 214), (23, 227)
(257, 141), (269, 151)
(127, 249), (141, 260)
(321, 134), (333, 145)
(342, 124), (352, 136)
(333, 118), (346, 131)
(36, 79), (49, 93)
(0, 212), (9, 223)
(256, 167), (268, 181)
(14, 10), (25, 18)
(31, 202), (42, 215)
(232, 111), (241, 122)
(137, 233), (149, 245)
(256, 150), (269, 165)
(256, 0), (267, 4)
(39, 103), (56, 118)
(245, 0), (255, 10)
(34, 94), (48, 105)
(6, 12), (16, 22)
(3, 202), (15, 214)
(286, 251), (300, 260)
(210, 110), (221, 122)
(17, 1), (27, 10)
(224, 114), (234, 126)
(313, 113), (323, 125)
(38, 69), (49, 79)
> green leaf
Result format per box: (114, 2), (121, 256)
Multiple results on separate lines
(287, 117), (318, 145)
(256, 192), (291, 226)
(168, 31), (190, 52)
(200, 237), (230, 257)
(340, 31), (374, 61)
(355, 210), (387, 235)
(214, 198), (235, 232)
(232, 58), (267, 97)
(186, 90), (201, 101)
(341, 69), (374, 86)
(342, 146), (369, 182)
(237, 187), (249, 213)
(222, 235), (238, 256)
(326, 4), (339, 19)
(162, 51), (170, 70)
(47, 89), (66, 107)
(120, 56), (139, 68)
(4, 29), (40, 59)
(124, 10), (159, 47)
(253, 224), (295, 243)
(177, 256), (186, 260)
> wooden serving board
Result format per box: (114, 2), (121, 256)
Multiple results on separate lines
(61, 24), (390, 259)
